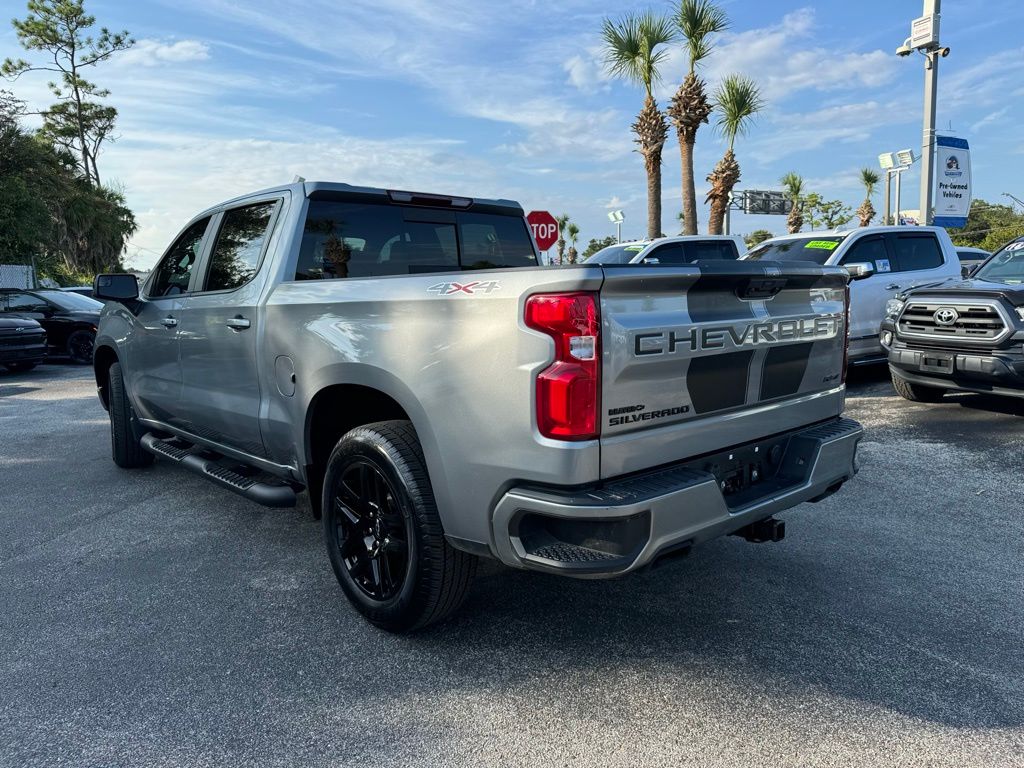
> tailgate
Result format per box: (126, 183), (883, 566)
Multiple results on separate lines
(600, 261), (849, 478)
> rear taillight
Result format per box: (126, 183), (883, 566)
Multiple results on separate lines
(525, 292), (600, 441)
(841, 284), (851, 383)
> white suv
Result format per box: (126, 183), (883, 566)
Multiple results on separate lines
(586, 235), (747, 265)
(745, 226), (962, 363)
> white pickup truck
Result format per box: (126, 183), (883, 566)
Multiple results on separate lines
(745, 226), (962, 363)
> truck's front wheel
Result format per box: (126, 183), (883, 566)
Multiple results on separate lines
(891, 372), (947, 402)
(322, 421), (477, 632)
(108, 362), (154, 468)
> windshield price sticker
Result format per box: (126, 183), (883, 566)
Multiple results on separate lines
(804, 240), (839, 250)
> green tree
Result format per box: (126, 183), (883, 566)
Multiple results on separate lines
(602, 11), (677, 240)
(947, 199), (1024, 252)
(0, 115), (135, 281)
(803, 193), (853, 230)
(582, 235), (617, 260)
(666, 0), (728, 235)
(706, 74), (763, 234)
(744, 229), (773, 248)
(2, 0), (134, 186)
(780, 171), (804, 234)
(565, 222), (581, 263)
(555, 213), (570, 264)
(856, 168), (880, 227)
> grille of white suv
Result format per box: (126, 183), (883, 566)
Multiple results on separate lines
(897, 300), (1009, 344)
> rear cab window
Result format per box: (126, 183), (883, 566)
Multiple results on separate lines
(889, 233), (943, 272)
(294, 199), (537, 280)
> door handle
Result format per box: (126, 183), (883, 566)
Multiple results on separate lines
(161, 316), (178, 328)
(225, 316), (251, 331)
(885, 284), (900, 290)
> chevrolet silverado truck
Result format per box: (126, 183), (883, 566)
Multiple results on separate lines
(92, 181), (864, 632)
(882, 236), (1024, 402)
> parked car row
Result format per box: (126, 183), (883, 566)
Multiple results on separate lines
(0, 288), (103, 368)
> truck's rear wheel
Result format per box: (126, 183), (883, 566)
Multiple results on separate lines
(108, 362), (154, 468)
(322, 420), (476, 632)
(891, 372), (947, 402)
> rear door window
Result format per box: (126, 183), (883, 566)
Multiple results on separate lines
(890, 234), (944, 272)
(202, 202), (277, 292)
(295, 200), (536, 280)
(681, 240), (739, 262)
(149, 217), (211, 297)
(643, 242), (683, 263)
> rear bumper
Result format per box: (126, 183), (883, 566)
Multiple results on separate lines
(491, 416), (862, 577)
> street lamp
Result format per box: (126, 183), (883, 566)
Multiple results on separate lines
(896, 0), (949, 226)
(607, 210), (624, 243)
(879, 149), (917, 225)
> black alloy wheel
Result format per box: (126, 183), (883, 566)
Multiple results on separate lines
(67, 330), (95, 364)
(329, 458), (410, 601)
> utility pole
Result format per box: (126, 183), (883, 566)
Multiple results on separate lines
(918, 0), (941, 225)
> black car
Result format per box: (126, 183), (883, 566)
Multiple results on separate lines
(0, 316), (47, 372)
(0, 288), (102, 364)
(881, 236), (1024, 402)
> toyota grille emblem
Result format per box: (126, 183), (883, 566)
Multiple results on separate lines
(933, 307), (959, 326)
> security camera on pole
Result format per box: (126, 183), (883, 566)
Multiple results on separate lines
(895, 0), (950, 226)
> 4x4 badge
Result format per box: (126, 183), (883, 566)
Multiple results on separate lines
(933, 307), (959, 325)
(427, 281), (501, 296)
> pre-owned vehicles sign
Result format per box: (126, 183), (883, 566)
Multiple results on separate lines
(934, 136), (971, 228)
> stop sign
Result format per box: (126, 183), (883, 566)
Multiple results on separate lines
(527, 210), (559, 251)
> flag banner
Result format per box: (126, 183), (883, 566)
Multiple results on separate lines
(933, 136), (970, 228)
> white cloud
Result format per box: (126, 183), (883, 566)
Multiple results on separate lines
(564, 47), (609, 94)
(120, 39), (210, 67)
(971, 107), (1010, 133)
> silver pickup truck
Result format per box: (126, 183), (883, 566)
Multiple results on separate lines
(93, 181), (863, 632)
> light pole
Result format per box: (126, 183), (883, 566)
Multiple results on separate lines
(607, 210), (624, 243)
(896, 0), (948, 226)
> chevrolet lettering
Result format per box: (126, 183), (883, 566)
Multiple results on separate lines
(634, 315), (841, 357)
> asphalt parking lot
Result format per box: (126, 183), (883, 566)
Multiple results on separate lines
(2, 363), (1023, 767)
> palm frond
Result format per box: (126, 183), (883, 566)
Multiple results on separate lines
(602, 11), (677, 96)
(860, 167), (880, 198)
(780, 171), (804, 200)
(713, 74), (764, 149)
(675, 0), (729, 72)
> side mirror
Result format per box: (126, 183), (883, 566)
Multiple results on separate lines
(641, 257), (660, 265)
(94, 273), (139, 302)
(961, 265), (971, 279)
(844, 262), (875, 281)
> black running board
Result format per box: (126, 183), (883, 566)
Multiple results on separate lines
(141, 433), (297, 508)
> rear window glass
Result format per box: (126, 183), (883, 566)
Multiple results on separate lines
(682, 240), (738, 262)
(891, 234), (943, 272)
(746, 236), (845, 265)
(295, 201), (536, 280)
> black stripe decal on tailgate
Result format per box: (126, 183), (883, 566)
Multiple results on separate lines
(687, 350), (754, 414)
(759, 343), (814, 401)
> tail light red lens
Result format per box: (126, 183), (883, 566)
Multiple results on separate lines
(525, 292), (600, 440)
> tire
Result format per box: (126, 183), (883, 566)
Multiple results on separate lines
(4, 362), (37, 372)
(322, 420), (477, 632)
(108, 361), (154, 469)
(67, 329), (95, 364)
(891, 372), (947, 402)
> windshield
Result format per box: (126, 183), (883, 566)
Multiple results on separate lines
(746, 236), (846, 265)
(585, 243), (646, 264)
(974, 239), (1024, 284)
(33, 290), (103, 311)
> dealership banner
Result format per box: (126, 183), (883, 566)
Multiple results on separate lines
(933, 136), (971, 228)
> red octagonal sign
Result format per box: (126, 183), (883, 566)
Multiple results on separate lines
(527, 210), (559, 252)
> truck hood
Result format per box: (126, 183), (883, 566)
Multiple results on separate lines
(902, 278), (1024, 307)
(0, 316), (43, 331)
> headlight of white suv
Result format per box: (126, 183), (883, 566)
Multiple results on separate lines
(884, 298), (905, 319)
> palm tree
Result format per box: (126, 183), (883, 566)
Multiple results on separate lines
(555, 213), (570, 264)
(857, 168), (880, 227)
(602, 11), (677, 240)
(705, 74), (764, 235)
(566, 222), (580, 263)
(780, 171), (805, 234)
(666, 0), (728, 235)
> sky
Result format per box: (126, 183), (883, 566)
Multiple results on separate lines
(3, 0), (1023, 269)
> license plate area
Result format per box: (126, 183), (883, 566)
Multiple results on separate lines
(920, 352), (954, 373)
(699, 436), (793, 509)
